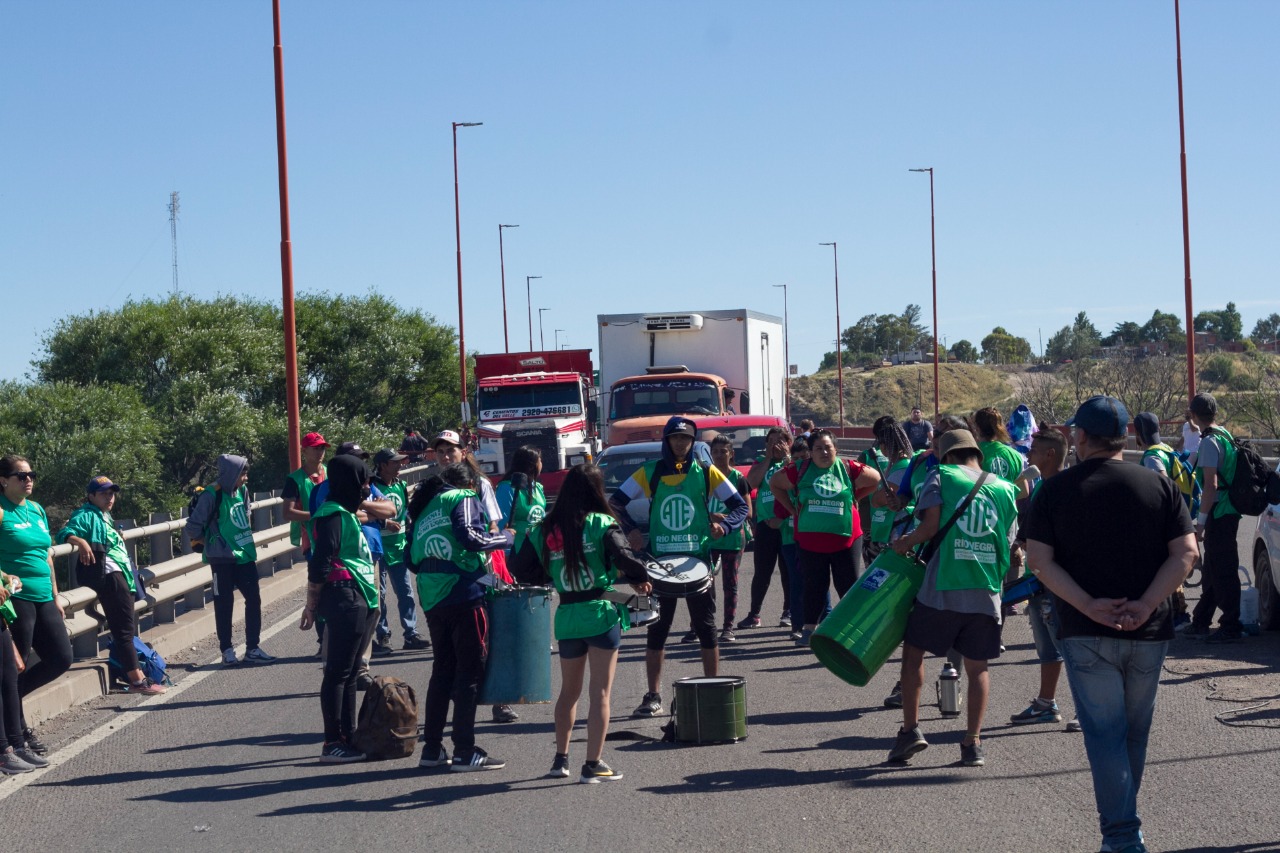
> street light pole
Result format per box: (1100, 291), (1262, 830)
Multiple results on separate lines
(271, 0), (301, 471)
(526, 275), (542, 350)
(538, 308), (550, 350)
(1174, 0), (1196, 399)
(498, 224), (519, 353)
(910, 167), (940, 417)
(819, 242), (843, 431)
(554, 329), (564, 350)
(452, 120), (482, 423)
(773, 283), (790, 424)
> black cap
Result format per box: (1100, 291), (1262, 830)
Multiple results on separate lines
(336, 441), (371, 459)
(373, 448), (407, 466)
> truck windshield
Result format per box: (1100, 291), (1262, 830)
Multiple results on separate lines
(478, 383), (582, 420)
(609, 379), (721, 419)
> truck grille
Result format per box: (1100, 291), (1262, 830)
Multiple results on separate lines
(505, 421), (562, 472)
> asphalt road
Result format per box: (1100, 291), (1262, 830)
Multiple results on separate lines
(3, 539), (1279, 853)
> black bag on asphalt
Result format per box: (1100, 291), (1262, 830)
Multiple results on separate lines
(1209, 428), (1280, 516)
(352, 675), (419, 760)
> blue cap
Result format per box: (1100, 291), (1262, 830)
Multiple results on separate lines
(86, 475), (120, 494)
(1066, 395), (1130, 438)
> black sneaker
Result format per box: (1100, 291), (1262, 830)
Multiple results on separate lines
(403, 634), (431, 650)
(492, 704), (519, 723)
(960, 741), (985, 767)
(418, 745), (450, 768)
(1178, 622), (1211, 638)
(737, 614), (762, 629)
(633, 692), (663, 717)
(887, 726), (929, 763)
(778, 612), (792, 627)
(883, 682), (903, 709)
(548, 754), (571, 778)
(451, 746), (505, 772)
(371, 640), (394, 658)
(1204, 627), (1243, 644)
(719, 628), (737, 643)
(355, 673), (374, 691)
(680, 630), (698, 644)
(320, 741), (366, 764)
(580, 759), (624, 783)
(22, 728), (49, 756)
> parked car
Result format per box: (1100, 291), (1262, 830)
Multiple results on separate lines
(1251, 458), (1280, 630)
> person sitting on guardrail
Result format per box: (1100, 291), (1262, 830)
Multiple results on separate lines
(184, 454), (275, 667)
(57, 476), (166, 696)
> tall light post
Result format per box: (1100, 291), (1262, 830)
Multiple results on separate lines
(525, 275), (542, 350)
(909, 167), (940, 417)
(1174, 0), (1196, 399)
(819, 242), (844, 430)
(772, 283), (790, 423)
(452, 120), (482, 423)
(498, 224), (519, 353)
(554, 328), (565, 350)
(271, 0), (302, 469)
(538, 308), (550, 350)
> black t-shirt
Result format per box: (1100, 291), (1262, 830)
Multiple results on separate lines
(1023, 457), (1193, 641)
(902, 419), (932, 451)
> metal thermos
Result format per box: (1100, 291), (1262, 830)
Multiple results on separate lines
(937, 662), (961, 717)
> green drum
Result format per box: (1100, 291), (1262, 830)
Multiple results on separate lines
(673, 676), (748, 744)
(479, 585), (554, 705)
(809, 549), (925, 687)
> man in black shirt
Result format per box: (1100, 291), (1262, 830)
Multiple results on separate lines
(901, 408), (933, 452)
(1024, 395), (1196, 853)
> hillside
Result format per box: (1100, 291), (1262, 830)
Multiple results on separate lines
(788, 362), (1016, 426)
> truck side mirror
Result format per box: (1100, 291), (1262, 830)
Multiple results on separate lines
(740, 391), (751, 414)
(587, 400), (598, 426)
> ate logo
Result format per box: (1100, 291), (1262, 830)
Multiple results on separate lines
(956, 494), (999, 539)
(230, 504), (251, 530)
(388, 492), (404, 517)
(527, 505), (546, 523)
(813, 472), (843, 498)
(422, 535), (453, 561)
(658, 494), (696, 531)
(990, 457), (1013, 478)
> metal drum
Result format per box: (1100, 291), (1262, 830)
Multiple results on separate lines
(479, 585), (554, 705)
(645, 554), (713, 598)
(673, 676), (748, 744)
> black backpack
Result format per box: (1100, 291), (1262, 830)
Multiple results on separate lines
(1208, 428), (1280, 517)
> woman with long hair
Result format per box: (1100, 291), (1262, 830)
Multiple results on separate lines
(495, 446), (545, 554)
(971, 407), (1025, 482)
(509, 464), (651, 783)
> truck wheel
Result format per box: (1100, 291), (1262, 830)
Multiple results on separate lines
(1256, 550), (1280, 631)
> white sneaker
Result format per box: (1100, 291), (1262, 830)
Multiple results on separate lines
(244, 647), (276, 664)
(222, 648), (240, 666)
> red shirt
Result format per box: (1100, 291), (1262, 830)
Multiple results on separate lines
(781, 458), (867, 553)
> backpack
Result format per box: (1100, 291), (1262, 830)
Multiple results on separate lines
(1146, 444), (1202, 518)
(1206, 428), (1280, 516)
(186, 486), (222, 553)
(352, 675), (419, 760)
(107, 636), (172, 686)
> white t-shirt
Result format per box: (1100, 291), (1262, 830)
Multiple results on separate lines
(1182, 421), (1201, 455)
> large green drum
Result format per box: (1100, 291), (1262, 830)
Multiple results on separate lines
(479, 585), (554, 704)
(809, 549), (925, 687)
(673, 676), (747, 744)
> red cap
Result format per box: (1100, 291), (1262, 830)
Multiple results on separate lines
(301, 432), (330, 448)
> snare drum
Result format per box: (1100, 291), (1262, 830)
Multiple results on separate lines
(602, 589), (660, 627)
(645, 554), (713, 598)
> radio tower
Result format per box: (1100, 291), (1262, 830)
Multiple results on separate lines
(168, 191), (181, 295)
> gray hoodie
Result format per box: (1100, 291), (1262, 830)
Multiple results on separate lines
(184, 454), (251, 561)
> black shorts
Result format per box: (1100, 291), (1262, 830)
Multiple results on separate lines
(558, 622), (623, 659)
(902, 602), (1003, 662)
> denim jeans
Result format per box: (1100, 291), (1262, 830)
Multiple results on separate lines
(784, 543), (831, 628)
(1060, 635), (1168, 852)
(377, 556), (419, 640)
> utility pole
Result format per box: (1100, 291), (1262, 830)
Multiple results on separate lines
(169, 191), (181, 295)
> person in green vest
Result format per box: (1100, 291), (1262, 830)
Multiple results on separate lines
(0, 561), (36, 774)
(370, 449), (427, 654)
(741, 427), (793, 631)
(889, 429), (1019, 768)
(972, 407), (1025, 482)
(866, 416), (917, 564)
(282, 431), (329, 554)
(703, 435), (752, 643)
(406, 463), (513, 772)
(299, 454), (380, 764)
(510, 464), (653, 783)
(1187, 392), (1244, 643)
(496, 446), (546, 557)
(57, 476), (166, 696)
(184, 454), (275, 667)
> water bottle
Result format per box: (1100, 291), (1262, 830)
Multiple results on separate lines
(1239, 566), (1261, 636)
(937, 662), (961, 717)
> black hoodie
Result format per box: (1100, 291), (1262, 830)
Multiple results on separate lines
(308, 455), (368, 582)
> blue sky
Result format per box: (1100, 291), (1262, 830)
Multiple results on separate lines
(2, 1), (1276, 382)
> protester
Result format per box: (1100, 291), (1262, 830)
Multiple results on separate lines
(741, 427), (793, 631)
(971, 407), (1025, 481)
(57, 477), (166, 695)
(185, 454), (275, 667)
(888, 429), (1019, 767)
(510, 464), (653, 783)
(703, 435), (751, 643)
(901, 407), (933, 452)
(371, 449), (427, 653)
(1180, 409), (1201, 465)
(301, 454), (380, 763)
(399, 427), (430, 463)
(407, 463), (513, 771)
(798, 419), (814, 439)
(1134, 413), (1194, 630)
(769, 430), (880, 642)
(782, 436), (827, 641)
(0, 455), (71, 756)
(1025, 395), (1197, 853)
(495, 446), (546, 556)
(0, 564), (43, 773)
(865, 417), (916, 564)
(1186, 393), (1244, 643)
(282, 432), (328, 554)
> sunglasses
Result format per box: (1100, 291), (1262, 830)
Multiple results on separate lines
(6, 472), (36, 481)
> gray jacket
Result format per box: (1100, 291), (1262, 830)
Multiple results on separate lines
(184, 454), (250, 561)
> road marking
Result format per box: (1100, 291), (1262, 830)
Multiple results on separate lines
(0, 604), (302, 802)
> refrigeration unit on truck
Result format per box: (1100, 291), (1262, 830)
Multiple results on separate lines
(597, 309), (786, 445)
(472, 349), (598, 495)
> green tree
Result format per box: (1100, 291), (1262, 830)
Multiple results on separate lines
(1103, 321), (1143, 347)
(950, 340), (979, 364)
(1250, 313), (1280, 346)
(1045, 312), (1101, 362)
(1194, 302), (1243, 342)
(1139, 309), (1184, 345)
(980, 327), (1033, 364)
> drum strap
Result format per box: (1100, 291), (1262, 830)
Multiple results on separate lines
(559, 588), (606, 605)
(919, 472), (990, 564)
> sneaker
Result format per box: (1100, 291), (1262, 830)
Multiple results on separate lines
(719, 628), (737, 643)
(12, 747), (49, 768)
(418, 745), (450, 768)
(0, 747), (36, 775)
(580, 759), (624, 783)
(788, 629), (804, 642)
(320, 741), (366, 764)
(1065, 719), (1083, 733)
(403, 634), (431, 650)
(1010, 698), (1061, 725)
(1204, 627), (1243, 644)
(355, 673), (374, 691)
(680, 630), (698, 644)
(1178, 622), (1211, 638)
(778, 612), (791, 628)
(222, 648), (240, 666)
(736, 614), (762, 629)
(548, 754), (571, 778)
(633, 692), (663, 717)
(887, 726), (929, 763)
(371, 640), (394, 658)
(22, 728), (48, 756)
(883, 682), (904, 709)
(125, 678), (168, 696)
(244, 647), (276, 664)
(795, 629), (812, 647)
(960, 740), (985, 767)
(451, 746), (505, 772)
(492, 704), (519, 723)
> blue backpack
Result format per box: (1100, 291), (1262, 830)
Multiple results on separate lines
(108, 636), (172, 686)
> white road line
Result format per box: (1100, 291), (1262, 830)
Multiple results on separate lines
(0, 605), (303, 802)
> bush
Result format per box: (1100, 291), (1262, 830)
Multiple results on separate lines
(1201, 354), (1236, 386)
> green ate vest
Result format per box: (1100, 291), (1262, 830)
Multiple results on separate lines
(60, 502), (135, 592)
(410, 489), (491, 611)
(529, 513), (623, 640)
(1201, 427), (1240, 518)
(286, 466), (324, 547)
(979, 441), (1025, 482)
(934, 465), (1018, 594)
(869, 456), (915, 544)
(312, 501), (379, 609)
(375, 478), (409, 566)
(796, 458), (854, 537)
(509, 482), (547, 554)
(756, 458), (785, 521)
(214, 487), (257, 564)
(707, 468), (747, 551)
(645, 460), (712, 559)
